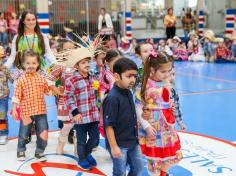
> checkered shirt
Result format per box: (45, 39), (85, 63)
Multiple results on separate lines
(64, 71), (99, 124)
(12, 72), (50, 119)
(0, 64), (12, 98)
(171, 88), (184, 126)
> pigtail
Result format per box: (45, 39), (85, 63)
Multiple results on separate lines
(141, 57), (151, 102)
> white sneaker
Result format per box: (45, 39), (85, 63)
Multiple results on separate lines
(0, 136), (8, 145)
(35, 153), (47, 162)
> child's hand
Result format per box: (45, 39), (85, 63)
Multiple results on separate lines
(74, 114), (82, 123)
(145, 126), (156, 138)
(50, 86), (64, 96)
(22, 117), (32, 126)
(11, 108), (18, 121)
(142, 107), (150, 120)
(111, 145), (122, 158)
(180, 123), (187, 131)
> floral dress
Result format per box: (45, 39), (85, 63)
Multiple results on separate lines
(139, 79), (182, 175)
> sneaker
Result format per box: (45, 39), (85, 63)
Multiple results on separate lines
(0, 136), (7, 145)
(35, 153), (47, 162)
(17, 152), (26, 161)
(86, 154), (97, 167)
(78, 160), (92, 170)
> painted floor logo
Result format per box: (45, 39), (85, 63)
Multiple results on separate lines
(0, 132), (235, 176)
(4, 154), (106, 176)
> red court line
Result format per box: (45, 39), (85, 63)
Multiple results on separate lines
(176, 71), (236, 84)
(180, 131), (236, 147)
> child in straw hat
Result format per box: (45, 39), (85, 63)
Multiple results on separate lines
(215, 38), (230, 63)
(64, 47), (100, 170)
(203, 30), (216, 62)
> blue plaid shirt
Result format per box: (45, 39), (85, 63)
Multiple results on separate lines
(170, 88), (185, 127)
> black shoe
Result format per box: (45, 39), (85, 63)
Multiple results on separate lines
(35, 153), (47, 162)
(26, 133), (32, 144)
(17, 151), (26, 161)
(68, 130), (74, 144)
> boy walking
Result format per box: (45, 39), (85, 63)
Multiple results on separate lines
(103, 58), (144, 176)
(64, 47), (99, 170)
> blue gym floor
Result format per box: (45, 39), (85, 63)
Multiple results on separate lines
(8, 61), (236, 143)
(174, 62), (236, 143)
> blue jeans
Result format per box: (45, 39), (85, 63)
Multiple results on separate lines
(74, 121), (99, 162)
(17, 114), (48, 154)
(109, 145), (144, 176)
(0, 32), (7, 46)
(0, 97), (8, 136)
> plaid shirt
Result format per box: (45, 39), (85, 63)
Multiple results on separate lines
(170, 88), (184, 127)
(216, 46), (229, 59)
(64, 71), (99, 124)
(0, 64), (12, 98)
(12, 72), (50, 119)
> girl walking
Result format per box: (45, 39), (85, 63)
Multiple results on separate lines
(139, 51), (182, 176)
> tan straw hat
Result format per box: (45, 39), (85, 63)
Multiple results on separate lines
(66, 47), (93, 68)
(203, 29), (215, 41)
(121, 36), (130, 44)
(64, 26), (73, 33)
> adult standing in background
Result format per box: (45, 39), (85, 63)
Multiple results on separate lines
(98, 8), (113, 32)
(5, 9), (56, 70)
(5, 9), (56, 144)
(182, 9), (195, 42)
(98, 8), (113, 42)
(164, 8), (176, 39)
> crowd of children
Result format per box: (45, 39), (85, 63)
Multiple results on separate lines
(119, 30), (236, 64)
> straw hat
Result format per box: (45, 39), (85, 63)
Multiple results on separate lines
(203, 29), (215, 41)
(64, 26), (73, 33)
(121, 36), (130, 44)
(231, 35), (236, 41)
(225, 34), (233, 40)
(188, 31), (198, 39)
(66, 47), (93, 68)
(53, 32), (104, 67)
(173, 36), (181, 42)
(214, 37), (224, 43)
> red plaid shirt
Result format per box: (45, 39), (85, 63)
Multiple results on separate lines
(64, 71), (99, 124)
(216, 46), (229, 59)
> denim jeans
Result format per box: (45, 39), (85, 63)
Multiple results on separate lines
(17, 114), (48, 154)
(109, 145), (144, 176)
(74, 121), (99, 162)
(0, 97), (8, 136)
(0, 32), (7, 46)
